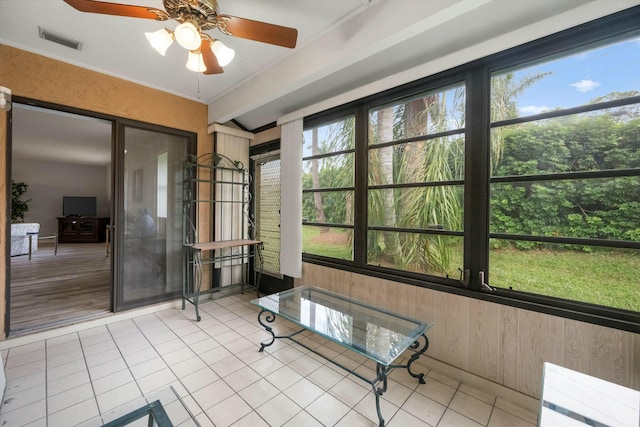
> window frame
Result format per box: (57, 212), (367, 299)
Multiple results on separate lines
(301, 6), (640, 333)
(302, 111), (357, 263)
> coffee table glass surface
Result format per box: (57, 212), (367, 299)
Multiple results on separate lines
(252, 286), (431, 366)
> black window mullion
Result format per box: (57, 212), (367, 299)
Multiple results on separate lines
(354, 105), (369, 267)
(465, 69), (491, 291)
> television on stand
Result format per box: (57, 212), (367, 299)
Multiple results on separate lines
(63, 196), (97, 217)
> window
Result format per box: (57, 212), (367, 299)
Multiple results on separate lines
(489, 34), (640, 313)
(367, 85), (465, 279)
(302, 116), (355, 260)
(301, 8), (640, 329)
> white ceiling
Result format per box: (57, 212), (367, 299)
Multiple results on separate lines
(2, 0), (639, 165)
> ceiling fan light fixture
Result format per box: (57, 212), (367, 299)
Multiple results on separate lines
(175, 21), (201, 50)
(145, 28), (174, 56)
(186, 50), (207, 72)
(211, 40), (235, 67)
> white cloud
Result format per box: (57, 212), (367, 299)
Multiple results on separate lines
(570, 79), (600, 92)
(520, 105), (550, 115)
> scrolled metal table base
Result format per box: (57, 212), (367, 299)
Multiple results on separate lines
(256, 309), (430, 427)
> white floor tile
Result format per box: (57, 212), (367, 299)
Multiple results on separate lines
(4, 371), (46, 396)
(414, 376), (457, 406)
(210, 355), (246, 378)
(1, 383), (46, 413)
(88, 357), (128, 381)
(47, 358), (87, 381)
(0, 399), (46, 427)
(92, 368), (135, 395)
(129, 356), (168, 380)
(180, 367), (220, 393)
(306, 392), (351, 426)
(494, 397), (538, 425)
(136, 367), (178, 395)
(283, 410), (325, 426)
(308, 364), (345, 390)
(400, 392), (446, 427)
(265, 365), (303, 391)
(205, 394), (253, 427)
(488, 407), (536, 427)
(284, 378), (325, 408)
(238, 378), (280, 409)
(438, 408), (484, 427)
(84, 348), (122, 368)
(248, 354), (284, 377)
(47, 370), (90, 397)
(329, 377), (370, 408)
(95, 382), (143, 413)
(0, 294), (540, 427)
(200, 346), (234, 366)
(170, 355), (207, 378)
(47, 399), (100, 427)
(336, 410), (378, 427)
(256, 393), (301, 426)
(191, 379), (236, 411)
(386, 408), (431, 427)
(47, 382), (94, 414)
(224, 366), (262, 392)
(449, 390), (493, 425)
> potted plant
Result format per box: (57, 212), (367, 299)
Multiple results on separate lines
(11, 180), (30, 223)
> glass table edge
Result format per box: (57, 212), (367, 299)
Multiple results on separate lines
(251, 286), (432, 366)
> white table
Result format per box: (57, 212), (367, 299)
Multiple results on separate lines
(540, 362), (640, 427)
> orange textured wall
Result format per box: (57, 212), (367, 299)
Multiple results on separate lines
(0, 44), (211, 338)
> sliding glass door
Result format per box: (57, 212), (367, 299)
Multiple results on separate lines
(114, 123), (194, 310)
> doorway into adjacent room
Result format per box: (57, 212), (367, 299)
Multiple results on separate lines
(9, 104), (113, 334)
(7, 102), (194, 335)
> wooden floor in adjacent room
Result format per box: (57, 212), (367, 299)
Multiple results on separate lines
(9, 242), (111, 335)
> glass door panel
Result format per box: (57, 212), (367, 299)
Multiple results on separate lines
(115, 125), (191, 309)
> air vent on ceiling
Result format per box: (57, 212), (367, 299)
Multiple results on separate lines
(38, 27), (82, 50)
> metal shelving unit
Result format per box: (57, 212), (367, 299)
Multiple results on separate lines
(182, 153), (262, 321)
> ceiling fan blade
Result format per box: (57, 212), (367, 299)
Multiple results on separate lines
(63, 0), (168, 20)
(201, 40), (224, 75)
(218, 15), (297, 49)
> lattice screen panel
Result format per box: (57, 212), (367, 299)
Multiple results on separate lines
(256, 157), (281, 276)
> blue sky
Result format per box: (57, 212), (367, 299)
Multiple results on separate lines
(303, 34), (640, 159)
(506, 35), (640, 116)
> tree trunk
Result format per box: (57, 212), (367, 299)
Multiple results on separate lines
(378, 107), (399, 256)
(311, 127), (328, 232)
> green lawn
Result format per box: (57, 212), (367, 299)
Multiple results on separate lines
(303, 226), (640, 312)
(490, 247), (640, 312)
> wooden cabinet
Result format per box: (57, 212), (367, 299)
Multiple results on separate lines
(57, 217), (110, 243)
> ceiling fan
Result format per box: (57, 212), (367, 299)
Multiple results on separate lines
(63, 0), (298, 74)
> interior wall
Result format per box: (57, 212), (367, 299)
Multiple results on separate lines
(299, 263), (640, 406)
(212, 124), (253, 287)
(0, 44), (210, 338)
(12, 158), (109, 232)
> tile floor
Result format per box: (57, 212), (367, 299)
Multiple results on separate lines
(0, 294), (538, 427)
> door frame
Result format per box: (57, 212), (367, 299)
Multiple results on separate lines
(4, 97), (196, 334)
(112, 119), (196, 312)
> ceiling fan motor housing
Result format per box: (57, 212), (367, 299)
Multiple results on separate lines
(164, 0), (220, 30)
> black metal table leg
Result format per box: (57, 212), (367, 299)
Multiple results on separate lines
(406, 334), (429, 384)
(257, 309), (276, 352)
(372, 363), (389, 427)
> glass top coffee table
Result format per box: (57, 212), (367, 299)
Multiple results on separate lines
(252, 286), (432, 427)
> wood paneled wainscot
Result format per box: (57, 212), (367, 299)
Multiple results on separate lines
(299, 262), (640, 412)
